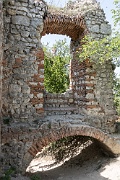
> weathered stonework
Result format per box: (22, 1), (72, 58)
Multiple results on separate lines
(0, 1), (3, 121)
(42, 0), (116, 131)
(0, 0), (120, 175)
(0, 2), (3, 176)
(1, 117), (120, 173)
(2, 0), (47, 122)
(2, 0), (116, 125)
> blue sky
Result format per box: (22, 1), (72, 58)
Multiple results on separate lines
(41, 0), (120, 75)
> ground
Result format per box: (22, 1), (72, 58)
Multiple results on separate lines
(11, 142), (120, 180)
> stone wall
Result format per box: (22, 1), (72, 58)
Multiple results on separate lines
(0, 0), (3, 174)
(0, 0), (119, 175)
(2, 0), (47, 122)
(66, 0), (115, 116)
(1, 0), (116, 128)
(0, 0), (3, 150)
(82, 1), (115, 116)
(1, 119), (120, 173)
(44, 90), (78, 115)
(2, 0), (115, 122)
(42, 0), (116, 130)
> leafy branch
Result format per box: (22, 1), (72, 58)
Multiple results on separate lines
(79, 34), (120, 65)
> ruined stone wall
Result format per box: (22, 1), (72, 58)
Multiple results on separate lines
(1, 119), (120, 173)
(0, 1), (3, 121)
(0, 0), (3, 174)
(2, 0), (47, 122)
(67, 0), (115, 116)
(44, 90), (78, 115)
(0, 0), (2, 154)
(83, 4), (115, 116)
(0, 0), (118, 174)
(1, 0), (116, 129)
(43, 0), (116, 131)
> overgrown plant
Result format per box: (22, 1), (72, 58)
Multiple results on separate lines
(30, 174), (41, 180)
(79, 0), (120, 65)
(79, 35), (120, 65)
(112, 0), (120, 27)
(114, 76), (120, 115)
(0, 167), (16, 180)
(79, 0), (120, 114)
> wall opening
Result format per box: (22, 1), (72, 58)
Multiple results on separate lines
(41, 34), (71, 94)
(26, 135), (114, 176)
(27, 135), (93, 173)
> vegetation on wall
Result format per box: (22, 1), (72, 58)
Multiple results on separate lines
(114, 76), (120, 115)
(44, 0), (120, 113)
(79, 35), (120, 65)
(79, 0), (120, 65)
(79, 0), (120, 115)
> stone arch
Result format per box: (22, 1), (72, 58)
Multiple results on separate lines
(28, 125), (120, 157)
(1, 0), (119, 176)
(23, 124), (120, 173)
(41, 13), (86, 40)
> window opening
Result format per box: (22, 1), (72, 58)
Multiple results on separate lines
(41, 34), (71, 93)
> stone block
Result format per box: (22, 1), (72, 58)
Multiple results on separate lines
(37, 93), (43, 98)
(69, 99), (74, 103)
(31, 18), (43, 28)
(100, 24), (111, 35)
(12, 16), (30, 26)
(21, 31), (30, 37)
(90, 24), (100, 33)
(7, 8), (16, 15)
(86, 93), (94, 99)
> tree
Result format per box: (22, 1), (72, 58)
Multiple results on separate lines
(112, 0), (120, 26)
(44, 39), (70, 93)
(114, 76), (120, 115)
(79, 35), (120, 65)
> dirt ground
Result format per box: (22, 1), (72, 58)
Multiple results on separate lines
(15, 142), (120, 180)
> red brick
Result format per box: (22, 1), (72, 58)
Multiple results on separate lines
(36, 108), (44, 114)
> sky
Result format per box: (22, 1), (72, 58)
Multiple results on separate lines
(41, 0), (120, 76)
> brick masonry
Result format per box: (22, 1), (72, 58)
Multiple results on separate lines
(1, 0), (116, 127)
(42, 1), (117, 131)
(0, 0), (119, 175)
(1, 117), (120, 173)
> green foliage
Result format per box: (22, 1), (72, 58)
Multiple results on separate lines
(78, 0), (120, 114)
(114, 76), (120, 115)
(79, 0), (120, 65)
(0, 167), (16, 180)
(30, 174), (41, 180)
(79, 34), (120, 65)
(44, 39), (70, 93)
(112, 0), (120, 27)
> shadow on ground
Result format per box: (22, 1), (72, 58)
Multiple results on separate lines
(27, 142), (113, 180)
